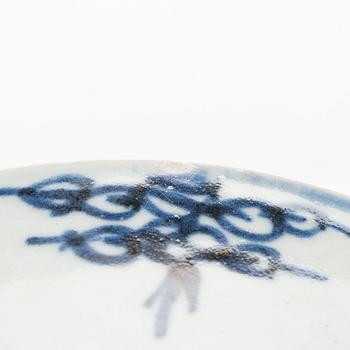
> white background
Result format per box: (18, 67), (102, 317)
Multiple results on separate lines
(0, 0), (349, 194)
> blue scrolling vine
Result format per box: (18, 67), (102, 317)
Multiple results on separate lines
(1, 172), (349, 336)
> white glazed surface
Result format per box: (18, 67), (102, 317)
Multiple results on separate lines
(0, 160), (349, 350)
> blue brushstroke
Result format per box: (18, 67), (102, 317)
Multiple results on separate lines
(0, 171), (344, 280)
(220, 167), (350, 212)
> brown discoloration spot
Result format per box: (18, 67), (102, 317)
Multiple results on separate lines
(203, 182), (221, 199)
(125, 237), (141, 255)
(74, 188), (91, 202)
(193, 246), (259, 265)
(266, 259), (279, 277)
